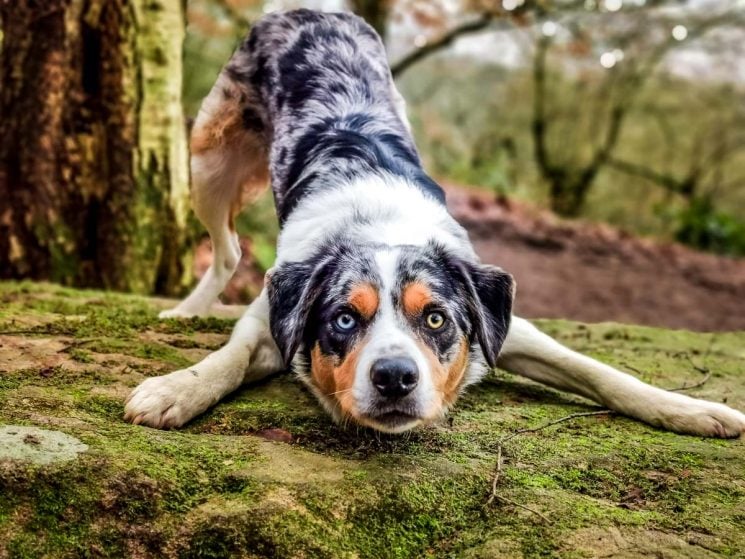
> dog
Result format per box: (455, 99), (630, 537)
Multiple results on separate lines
(124, 9), (744, 437)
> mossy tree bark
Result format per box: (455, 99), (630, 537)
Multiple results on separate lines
(0, 0), (191, 295)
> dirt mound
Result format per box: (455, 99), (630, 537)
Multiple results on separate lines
(446, 184), (745, 332)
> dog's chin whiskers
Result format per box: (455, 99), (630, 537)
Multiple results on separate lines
(326, 388), (353, 396)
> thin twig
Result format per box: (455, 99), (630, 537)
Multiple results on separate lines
(486, 442), (503, 505)
(486, 440), (552, 523)
(669, 333), (716, 391)
(391, 14), (496, 77)
(621, 362), (646, 377)
(486, 409), (613, 522)
(668, 370), (712, 392)
(495, 495), (553, 524)
(501, 410), (615, 444)
(487, 332), (721, 517)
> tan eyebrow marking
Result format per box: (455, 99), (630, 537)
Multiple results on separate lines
(348, 283), (379, 319)
(402, 282), (433, 316)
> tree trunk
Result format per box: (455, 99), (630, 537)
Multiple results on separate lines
(0, 0), (191, 295)
(549, 178), (589, 218)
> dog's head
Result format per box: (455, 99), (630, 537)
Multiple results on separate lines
(267, 241), (513, 432)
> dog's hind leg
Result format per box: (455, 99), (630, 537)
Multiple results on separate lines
(497, 317), (745, 438)
(160, 71), (269, 318)
(126, 290), (282, 428)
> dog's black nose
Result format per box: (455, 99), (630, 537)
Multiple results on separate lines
(370, 357), (419, 398)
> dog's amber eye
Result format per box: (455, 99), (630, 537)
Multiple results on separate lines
(333, 312), (357, 332)
(425, 311), (445, 330)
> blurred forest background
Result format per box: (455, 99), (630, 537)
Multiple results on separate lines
(2, 0), (745, 329)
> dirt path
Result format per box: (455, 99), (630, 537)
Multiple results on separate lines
(446, 184), (745, 332)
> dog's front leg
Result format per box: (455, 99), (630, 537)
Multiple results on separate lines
(124, 291), (283, 429)
(496, 317), (745, 438)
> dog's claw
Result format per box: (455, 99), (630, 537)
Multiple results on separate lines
(660, 400), (745, 438)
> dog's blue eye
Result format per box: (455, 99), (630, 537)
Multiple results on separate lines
(334, 312), (357, 332)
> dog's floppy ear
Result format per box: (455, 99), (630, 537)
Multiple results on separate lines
(266, 257), (333, 368)
(451, 260), (514, 369)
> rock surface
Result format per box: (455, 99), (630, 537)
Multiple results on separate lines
(0, 426), (88, 465)
(0, 281), (743, 558)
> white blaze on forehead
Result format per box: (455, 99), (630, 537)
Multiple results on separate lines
(275, 174), (474, 266)
(352, 248), (436, 414)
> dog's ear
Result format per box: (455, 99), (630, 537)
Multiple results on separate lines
(451, 261), (514, 369)
(266, 257), (333, 368)
(468, 264), (514, 368)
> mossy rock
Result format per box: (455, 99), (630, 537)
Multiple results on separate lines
(0, 280), (743, 558)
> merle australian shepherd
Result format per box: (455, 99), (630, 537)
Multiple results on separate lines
(125, 9), (744, 438)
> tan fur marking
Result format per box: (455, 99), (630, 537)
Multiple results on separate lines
(190, 76), (269, 232)
(402, 282), (432, 316)
(440, 340), (469, 406)
(190, 79), (253, 155)
(417, 338), (470, 416)
(348, 284), (379, 319)
(310, 344), (337, 400)
(311, 342), (365, 418)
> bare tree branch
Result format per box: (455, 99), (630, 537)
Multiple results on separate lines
(531, 36), (555, 178)
(391, 13), (496, 78)
(607, 157), (693, 194)
(532, 9), (743, 215)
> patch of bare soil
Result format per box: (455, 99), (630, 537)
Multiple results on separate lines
(445, 184), (745, 332)
(206, 184), (745, 332)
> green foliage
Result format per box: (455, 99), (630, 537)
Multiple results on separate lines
(673, 197), (745, 257)
(401, 61), (528, 198)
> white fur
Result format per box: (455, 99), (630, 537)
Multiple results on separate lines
(352, 248), (436, 432)
(125, 292), (282, 428)
(276, 174), (473, 266)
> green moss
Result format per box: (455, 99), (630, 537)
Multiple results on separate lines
(1, 280), (744, 557)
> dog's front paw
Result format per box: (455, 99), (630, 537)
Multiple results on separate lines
(158, 307), (202, 319)
(124, 370), (204, 429)
(663, 400), (745, 438)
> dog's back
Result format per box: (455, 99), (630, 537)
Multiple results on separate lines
(208, 9), (440, 225)
(163, 9), (442, 318)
